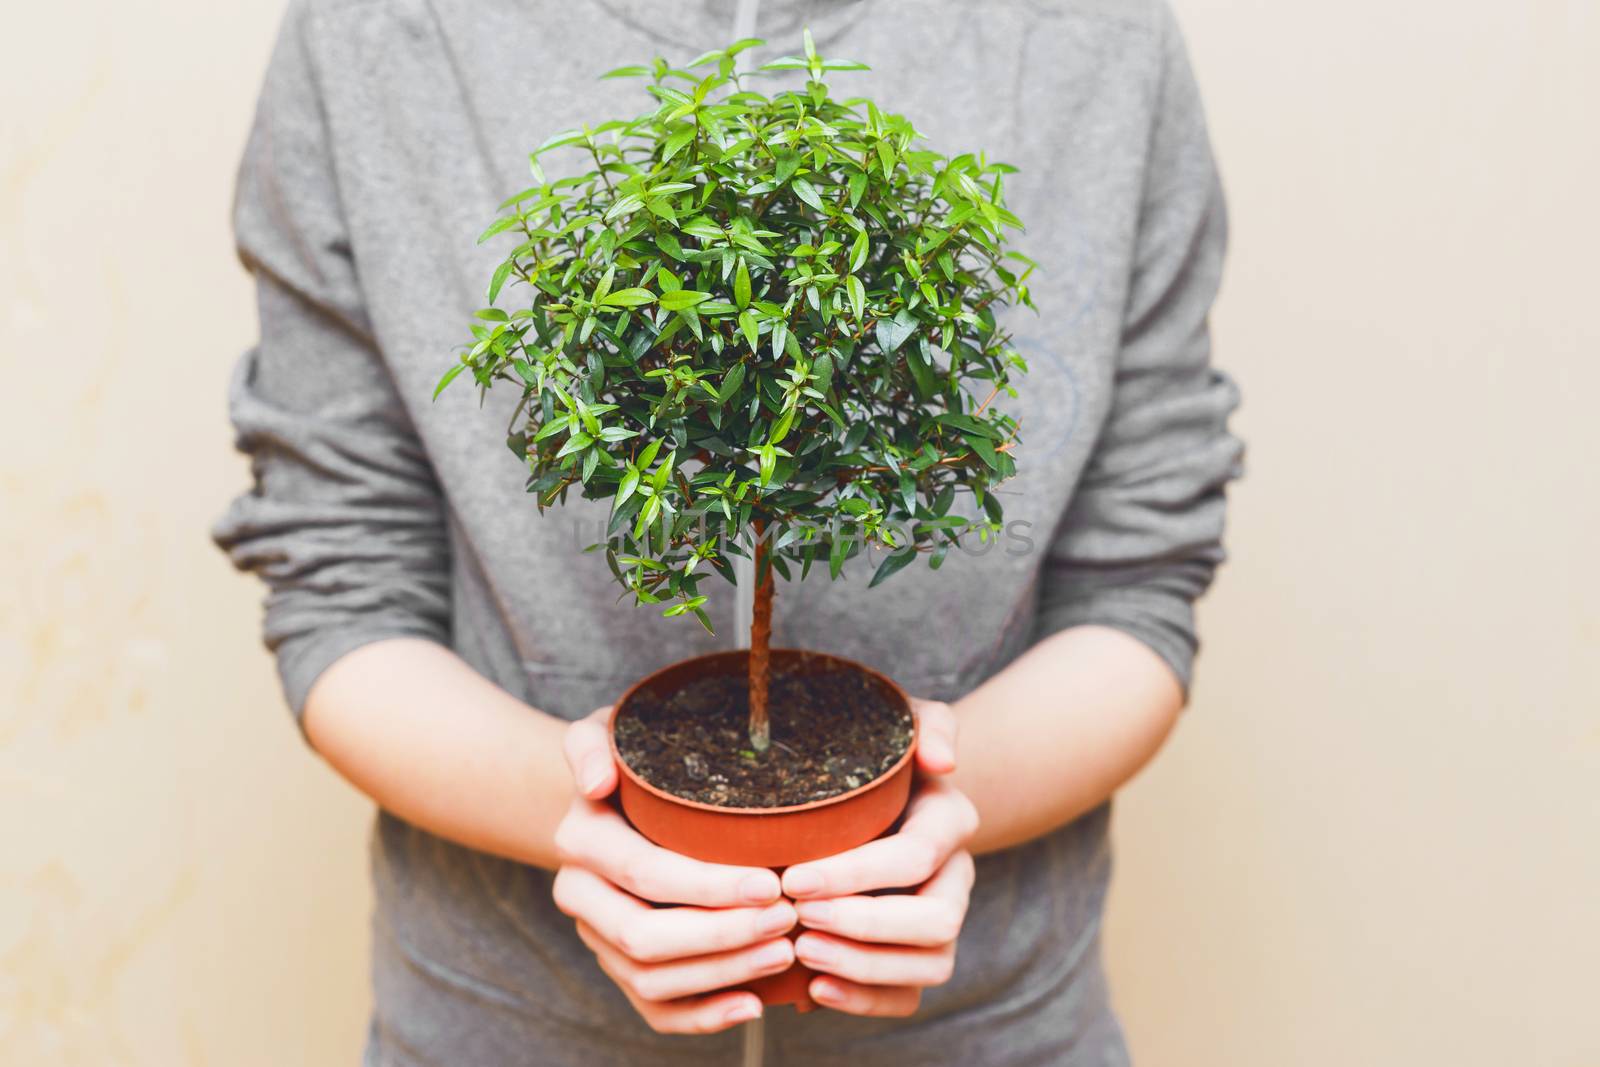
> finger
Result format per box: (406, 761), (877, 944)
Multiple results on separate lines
(563, 707), (618, 799)
(554, 867), (796, 962)
(809, 976), (921, 1017)
(633, 989), (763, 1034)
(556, 801), (782, 907)
(578, 921), (796, 1002)
(911, 699), (958, 775)
(783, 781), (977, 898)
(794, 931), (955, 988)
(794, 851), (973, 946)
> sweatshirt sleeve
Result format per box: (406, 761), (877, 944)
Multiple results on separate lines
(1032, 5), (1244, 694)
(212, 2), (452, 725)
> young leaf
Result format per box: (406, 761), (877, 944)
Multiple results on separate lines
(601, 288), (656, 308)
(658, 289), (712, 311)
(845, 274), (865, 320)
(734, 258), (751, 308)
(433, 362), (467, 400)
(849, 229), (869, 272)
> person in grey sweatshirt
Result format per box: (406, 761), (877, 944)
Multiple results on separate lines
(214, 0), (1242, 1063)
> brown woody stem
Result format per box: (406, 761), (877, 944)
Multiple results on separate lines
(747, 520), (775, 752)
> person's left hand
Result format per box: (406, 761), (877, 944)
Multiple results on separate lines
(782, 698), (979, 1017)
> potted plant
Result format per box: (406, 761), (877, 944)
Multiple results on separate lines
(439, 32), (1033, 1006)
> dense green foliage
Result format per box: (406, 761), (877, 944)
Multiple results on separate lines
(441, 33), (1035, 630)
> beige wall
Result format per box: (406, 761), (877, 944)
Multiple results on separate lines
(3, 1), (1595, 1064)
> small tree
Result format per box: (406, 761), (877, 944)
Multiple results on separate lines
(441, 33), (1034, 752)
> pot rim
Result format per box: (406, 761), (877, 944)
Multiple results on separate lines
(608, 647), (919, 818)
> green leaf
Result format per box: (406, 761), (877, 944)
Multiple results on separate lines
(616, 469), (641, 508)
(656, 232), (685, 261)
(775, 152), (801, 186)
(845, 274), (865, 320)
(934, 413), (999, 438)
(739, 309), (760, 351)
(658, 289), (711, 311)
(593, 263), (616, 303)
(720, 361), (747, 402)
(600, 288), (656, 308)
(533, 129), (586, 155)
(772, 318), (789, 362)
(875, 139), (896, 179)
(847, 171), (867, 208)
(662, 127), (696, 163)
(849, 229), (869, 272)
(432, 362), (466, 400)
(869, 548), (917, 588)
(812, 353), (834, 396)
(905, 339), (935, 398)
(734, 258), (751, 308)
(966, 433), (1001, 471)
(791, 177), (824, 212)
(487, 260), (515, 304)
(771, 406), (796, 445)
(681, 216), (725, 241)
(477, 216), (520, 244)
(875, 309), (916, 353)
(829, 531), (849, 579)
(603, 194), (643, 221)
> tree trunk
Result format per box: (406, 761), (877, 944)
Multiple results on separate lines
(747, 520), (775, 752)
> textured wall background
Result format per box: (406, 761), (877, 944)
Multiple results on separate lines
(3, 1), (1596, 1064)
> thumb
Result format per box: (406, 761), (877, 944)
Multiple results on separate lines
(911, 699), (958, 776)
(563, 706), (619, 799)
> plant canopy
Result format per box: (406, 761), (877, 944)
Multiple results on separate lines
(441, 32), (1035, 748)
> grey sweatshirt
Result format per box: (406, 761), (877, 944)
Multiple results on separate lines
(214, 1), (1242, 1063)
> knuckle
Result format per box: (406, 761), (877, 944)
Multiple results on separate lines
(629, 969), (670, 1003)
(620, 853), (659, 900)
(684, 1007), (729, 1035)
(639, 1006), (678, 1034)
(952, 848), (977, 880)
(931, 902), (964, 944)
(903, 835), (941, 881)
(891, 991), (923, 1017)
(958, 796), (980, 837)
(550, 868), (579, 916)
(553, 818), (585, 865)
(613, 916), (652, 961)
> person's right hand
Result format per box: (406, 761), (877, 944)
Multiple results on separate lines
(552, 707), (798, 1034)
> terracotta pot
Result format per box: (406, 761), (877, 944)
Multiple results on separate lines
(609, 648), (918, 1010)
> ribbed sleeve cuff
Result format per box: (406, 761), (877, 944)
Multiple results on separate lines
(1032, 587), (1199, 696)
(275, 623), (449, 736)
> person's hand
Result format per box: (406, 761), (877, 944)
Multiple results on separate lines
(552, 707), (798, 1034)
(783, 698), (979, 1017)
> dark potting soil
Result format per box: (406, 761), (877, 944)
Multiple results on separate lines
(614, 669), (913, 808)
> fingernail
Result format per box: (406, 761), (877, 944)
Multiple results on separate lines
(785, 868), (824, 897)
(811, 978), (843, 1005)
(759, 902), (796, 936)
(795, 900), (832, 925)
(795, 935), (835, 965)
(724, 998), (762, 1025)
(755, 940), (794, 969)
(579, 756), (610, 795)
(740, 872), (779, 904)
